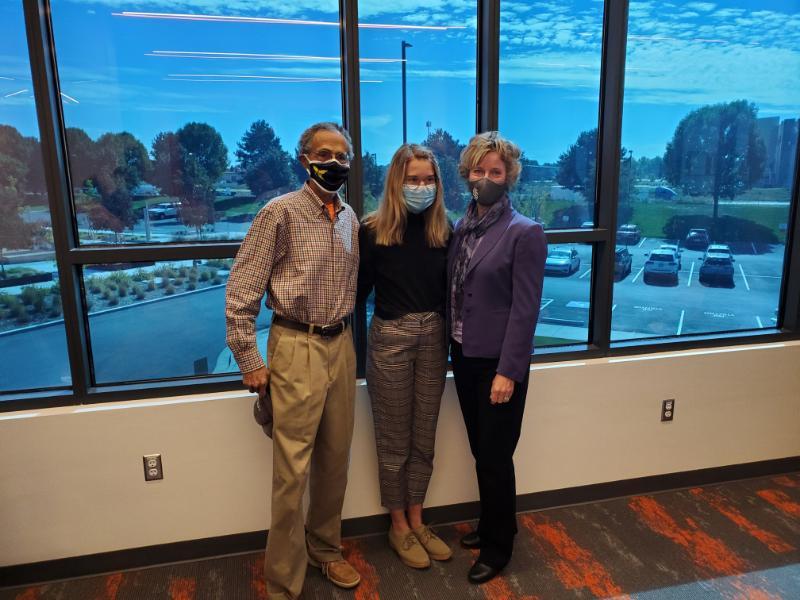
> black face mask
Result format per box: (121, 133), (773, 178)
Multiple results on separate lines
(306, 158), (350, 192)
(469, 177), (507, 206)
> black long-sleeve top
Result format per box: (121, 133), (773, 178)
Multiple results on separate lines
(357, 212), (451, 320)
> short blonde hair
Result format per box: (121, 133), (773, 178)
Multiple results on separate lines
(458, 131), (522, 188)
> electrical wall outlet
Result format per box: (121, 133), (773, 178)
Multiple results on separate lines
(143, 454), (163, 481)
(661, 399), (675, 422)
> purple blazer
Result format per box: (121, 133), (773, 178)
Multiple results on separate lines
(447, 205), (547, 382)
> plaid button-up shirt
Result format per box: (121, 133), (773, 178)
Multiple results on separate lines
(225, 183), (359, 373)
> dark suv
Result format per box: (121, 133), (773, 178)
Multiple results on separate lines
(614, 247), (632, 278)
(684, 228), (710, 249)
(616, 224), (641, 245)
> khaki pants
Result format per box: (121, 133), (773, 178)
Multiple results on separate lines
(264, 321), (356, 600)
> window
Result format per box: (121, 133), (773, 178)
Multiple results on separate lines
(0, 3), (71, 394)
(499, 0), (605, 228)
(538, 244), (592, 348)
(611, 0), (800, 341)
(50, 1), (342, 245)
(81, 259), (269, 385)
(358, 0), (477, 219)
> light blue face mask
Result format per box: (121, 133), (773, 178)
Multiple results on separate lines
(402, 184), (437, 214)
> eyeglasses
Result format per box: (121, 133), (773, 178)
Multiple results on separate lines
(309, 149), (351, 164)
(404, 175), (437, 186)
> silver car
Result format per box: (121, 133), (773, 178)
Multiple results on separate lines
(545, 248), (580, 275)
(643, 249), (679, 284)
(659, 244), (682, 269)
(699, 253), (735, 286)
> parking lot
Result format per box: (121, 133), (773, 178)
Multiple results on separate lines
(540, 237), (784, 342)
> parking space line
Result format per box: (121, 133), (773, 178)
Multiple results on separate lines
(687, 262), (694, 287)
(631, 266), (644, 283)
(540, 298), (554, 310)
(756, 316), (764, 328)
(612, 304), (617, 312)
(739, 264), (750, 291)
(638, 237), (647, 248)
(677, 309), (685, 335)
(580, 268), (592, 279)
(752, 242), (757, 255)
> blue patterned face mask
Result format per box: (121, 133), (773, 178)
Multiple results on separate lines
(402, 184), (437, 214)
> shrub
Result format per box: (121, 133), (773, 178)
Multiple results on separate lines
(188, 273), (198, 283)
(107, 292), (119, 306)
(164, 283), (175, 295)
(0, 293), (14, 308)
(20, 286), (46, 306)
(108, 272), (132, 286)
(212, 276), (222, 285)
(174, 277), (184, 286)
(133, 269), (149, 282)
(199, 271), (210, 282)
(159, 277), (169, 289)
(209, 268), (218, 279)
(147, 279), (156, 291)
(118, 284), (128, 297)
(12, 304), (30, 324)
(106, 282), (118, 292)
(103, 288), (112, 300)
(178, 266), (189, 277)
(133, 285), (145, 300)
(186, 281), (197, 291)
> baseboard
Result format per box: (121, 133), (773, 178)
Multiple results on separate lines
(2, 455), (798, 588)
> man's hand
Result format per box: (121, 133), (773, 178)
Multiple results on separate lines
(490, 373), (515, 405)
(243, 366), (270, 398)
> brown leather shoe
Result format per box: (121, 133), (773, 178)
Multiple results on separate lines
(309, 557), (361, 589)
(413, 524), (452, 561)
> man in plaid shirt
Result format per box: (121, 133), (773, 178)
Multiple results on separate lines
(226, 122), (360, 599)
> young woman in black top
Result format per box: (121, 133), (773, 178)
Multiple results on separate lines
(358, 144), (452, 569)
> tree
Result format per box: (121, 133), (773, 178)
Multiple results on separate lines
(235, 120), (295, 197)
(65, 127), (97, 189)
(556, 129), (597, 203)
(422, 128), (465, 212)
(362, 152), (384, 198)
(151, 123), (228, 235)
(0, 126), (37, 250)
(664, 100), (766, 218)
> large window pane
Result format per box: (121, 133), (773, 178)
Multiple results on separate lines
(82, 259), (271, 385)
(499, 1), (605, 229)
(51, 2), (341, 245)
(0, 3), (71, 394)
(358, 1), (477, 220)
(612, 0), (800, 341)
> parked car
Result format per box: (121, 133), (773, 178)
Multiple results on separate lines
(643, 249), (679, 284)
(580, 221), (594, 229)
(654, 185), (677, 200)
(705, 243), (734, 261)
(684, 228), (710, 249)
(659, 243), (682, 269)
(616, 224), (641, 245)
(147, 202), (178, 220)
(699, 253), (735, 286)
(545, 247), (580, 275)
(614, 246), (632, 278)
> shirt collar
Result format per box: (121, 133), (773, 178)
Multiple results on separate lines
(303, 181), (344, 215)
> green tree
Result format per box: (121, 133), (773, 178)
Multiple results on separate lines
(235, 120), (295, 197)
(0, 126), (37, 250)
(556, 129), (597, 202)
(151, 123), (228, 235)
(664, 100), (766, 218)
(362, 152), (384, 198)
(65, 127), (97, 189)
(422, 128), (465, 212)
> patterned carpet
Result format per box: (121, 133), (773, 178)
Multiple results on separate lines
(2, 472), (799, 599)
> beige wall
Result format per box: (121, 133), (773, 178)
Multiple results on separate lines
(1, 340), (799, 567)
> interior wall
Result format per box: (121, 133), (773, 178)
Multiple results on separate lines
(1, 340), (799, 567)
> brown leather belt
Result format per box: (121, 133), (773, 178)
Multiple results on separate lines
(273, 315), (348, 338)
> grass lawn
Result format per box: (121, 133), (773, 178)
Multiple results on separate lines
(535, 335), (584, 347)
(631, 201), (790, 240)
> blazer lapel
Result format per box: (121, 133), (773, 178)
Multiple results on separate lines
(465, 208), (514, 276)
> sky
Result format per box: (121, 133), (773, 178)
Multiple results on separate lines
(1, 0), (799, 167)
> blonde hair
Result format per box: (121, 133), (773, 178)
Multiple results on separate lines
(458, 131), (522, 188)
(363, 144), (450, 248)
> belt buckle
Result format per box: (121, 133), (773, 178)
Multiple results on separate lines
(320, 323), (340, 337)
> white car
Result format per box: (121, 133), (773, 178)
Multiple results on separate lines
(147, 202), (178, 220)
(643, 249), (679, 284)
(705, 244), (734, 261)
(659, 244), (682, 269)
(545, 248), (580, 275)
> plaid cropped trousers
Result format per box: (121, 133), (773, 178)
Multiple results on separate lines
(366, 312), (447, 510)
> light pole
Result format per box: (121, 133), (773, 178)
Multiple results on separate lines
(401, 41), (412, 144)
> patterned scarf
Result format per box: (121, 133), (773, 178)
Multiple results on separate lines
(451, 195), (510, 324)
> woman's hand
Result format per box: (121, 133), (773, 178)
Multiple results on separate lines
(490, 373), (515, 404)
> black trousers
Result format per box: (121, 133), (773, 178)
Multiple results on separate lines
(450, 339), (529, 569)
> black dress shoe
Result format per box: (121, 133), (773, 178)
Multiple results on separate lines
(468, 560), (501, 584)
(460, 531), (481, 549)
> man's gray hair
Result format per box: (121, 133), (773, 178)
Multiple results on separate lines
(296, 122), (353, 159)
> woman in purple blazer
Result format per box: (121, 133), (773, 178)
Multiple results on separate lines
(448, 131), (547, 584)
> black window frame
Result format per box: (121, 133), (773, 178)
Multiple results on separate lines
(2, 0), (799, 412)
